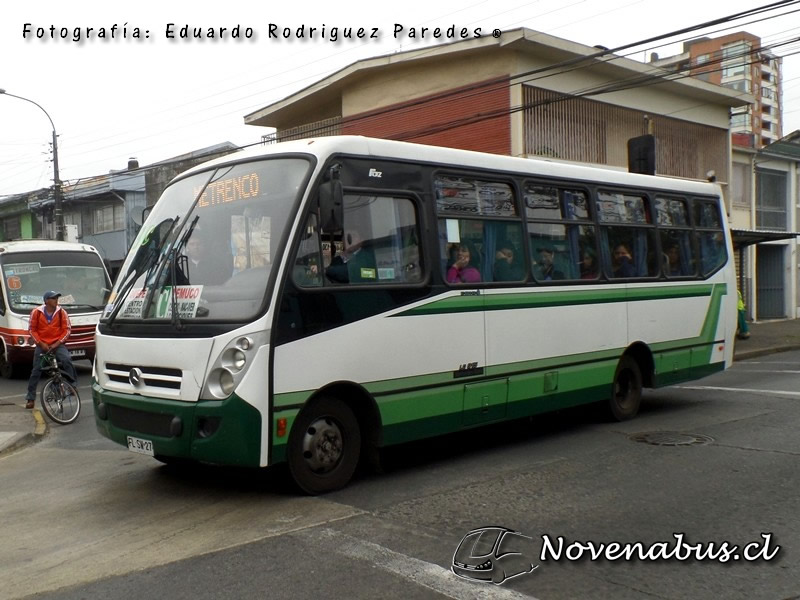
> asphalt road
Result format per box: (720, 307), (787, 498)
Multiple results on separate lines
(1, 353), (798, 600)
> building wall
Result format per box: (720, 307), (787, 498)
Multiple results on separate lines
(342, 76), (511, 155)
(521, 86), (730, 182)
(341, 50), (515, 116)
(517, 53), (732, 131)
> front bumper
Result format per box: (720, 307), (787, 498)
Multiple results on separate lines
(93, 383), (262, 467)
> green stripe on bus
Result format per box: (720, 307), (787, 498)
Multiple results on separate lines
(271, 282), (728, 456)
(397, 284), (714, 316)
(274, 283), (726, 409)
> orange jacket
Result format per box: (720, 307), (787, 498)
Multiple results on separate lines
(28, 305), (71, 346)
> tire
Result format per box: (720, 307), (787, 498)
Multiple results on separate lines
(40, 378), (81, 425)
(0, 351), (22, 379)
(288, 397), (361, 495)
(609, 355), (642, 421)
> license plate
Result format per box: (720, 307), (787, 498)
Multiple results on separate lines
(126, 436), (154, 456)
(69, 349), (86, 358)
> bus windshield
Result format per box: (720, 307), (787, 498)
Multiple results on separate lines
(104, 157), (310, 324)
(1, 251), (110, 314)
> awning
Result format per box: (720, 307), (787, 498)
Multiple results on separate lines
(731, 229), (800, 249)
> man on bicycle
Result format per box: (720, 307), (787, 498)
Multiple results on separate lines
(24, 291), (78, 409)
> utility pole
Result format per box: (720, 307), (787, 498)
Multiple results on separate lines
(0, 89), (64, 240)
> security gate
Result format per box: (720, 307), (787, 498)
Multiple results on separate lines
(756, 245), (785, 319)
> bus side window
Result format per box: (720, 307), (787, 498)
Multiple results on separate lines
(324, 195), (422, 286)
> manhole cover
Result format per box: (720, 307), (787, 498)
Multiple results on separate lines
(629, 432), (714, 446)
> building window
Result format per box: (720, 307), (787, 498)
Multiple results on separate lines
(762, 105), (772, 115)
(695, 53), (710, 65)
(2, 217), (21, 241)
(92, 204), (125, 234)
(731, 113), (751, 129)
(732, 163), (751, 207)
(756, 169), (787, 231)
(761, 87), (774, 99)
(722, 80), (749, 93)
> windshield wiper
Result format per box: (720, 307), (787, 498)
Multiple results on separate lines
(168, 215), (199, 331)
(138, 167), (230, 325)
(105, 215), (179, 327)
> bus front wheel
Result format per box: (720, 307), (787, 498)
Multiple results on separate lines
(288, 397), (361, 495)
(0, 351), (22, 379)
(609, 356), (642, 421)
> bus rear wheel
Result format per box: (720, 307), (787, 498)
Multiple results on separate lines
(288, 397), (361, 495)
(609, 356), (642, 421)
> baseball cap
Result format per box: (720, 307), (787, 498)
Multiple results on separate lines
(43, 291), (61, 301)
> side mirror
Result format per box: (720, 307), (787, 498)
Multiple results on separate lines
(319, 168), (343, 233)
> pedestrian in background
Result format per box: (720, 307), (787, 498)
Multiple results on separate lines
(737, 289), (750, 340)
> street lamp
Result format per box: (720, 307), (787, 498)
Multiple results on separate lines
(0, 88), (64, 240)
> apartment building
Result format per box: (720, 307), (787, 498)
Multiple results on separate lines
(650, 31), (783, 149)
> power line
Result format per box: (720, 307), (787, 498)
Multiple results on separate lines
(259, 2), (798, 142)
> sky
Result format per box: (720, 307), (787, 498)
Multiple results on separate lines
(1, 0), (798, 197)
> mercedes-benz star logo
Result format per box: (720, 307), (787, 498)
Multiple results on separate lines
(129, 367), (143, 387)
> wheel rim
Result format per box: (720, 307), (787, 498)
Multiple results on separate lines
(301, 416), (344, 474)
(42, 381), (80, 423)
(614, 368), (639, 411)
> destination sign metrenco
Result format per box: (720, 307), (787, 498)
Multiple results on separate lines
(196, 173), (260, 208)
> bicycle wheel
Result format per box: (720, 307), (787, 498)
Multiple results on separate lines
(40, 378), (81, 425)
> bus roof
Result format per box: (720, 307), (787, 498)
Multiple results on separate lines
(0, 239), (101, 255)
(174, 135), (722, 197)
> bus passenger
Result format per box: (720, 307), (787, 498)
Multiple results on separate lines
(493, 240), (524, 281)
(612, 243), (636, 278)
(580, 248), (598, 279)
(446, 241), (481, 283)
(664, 241), (682, 276)
(535, 243), (564, 281)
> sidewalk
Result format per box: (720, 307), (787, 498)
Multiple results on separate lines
(732, 318), (800, 360)
(0, 399), (47, 456)
(1, 319), (799, 457)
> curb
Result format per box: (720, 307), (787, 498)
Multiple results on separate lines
(0, 432), (34, 456)
(32, 409), (48, 437)
(734, 344), (800, 361)
(0, 408), (48, 457)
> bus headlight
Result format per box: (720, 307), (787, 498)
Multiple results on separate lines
(221, 348), (247, 372)
(200, 331), (268, 400)
(208, 368), (236, 398)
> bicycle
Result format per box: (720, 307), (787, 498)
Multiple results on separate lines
(38, 351), (81, 425)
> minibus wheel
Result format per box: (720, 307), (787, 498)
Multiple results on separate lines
(609, 355), (642, 421)
(288, 397), (361, 495)
(0, 351), (21, 379)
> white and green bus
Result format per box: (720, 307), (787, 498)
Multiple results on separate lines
(94, 136), (735, 493)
